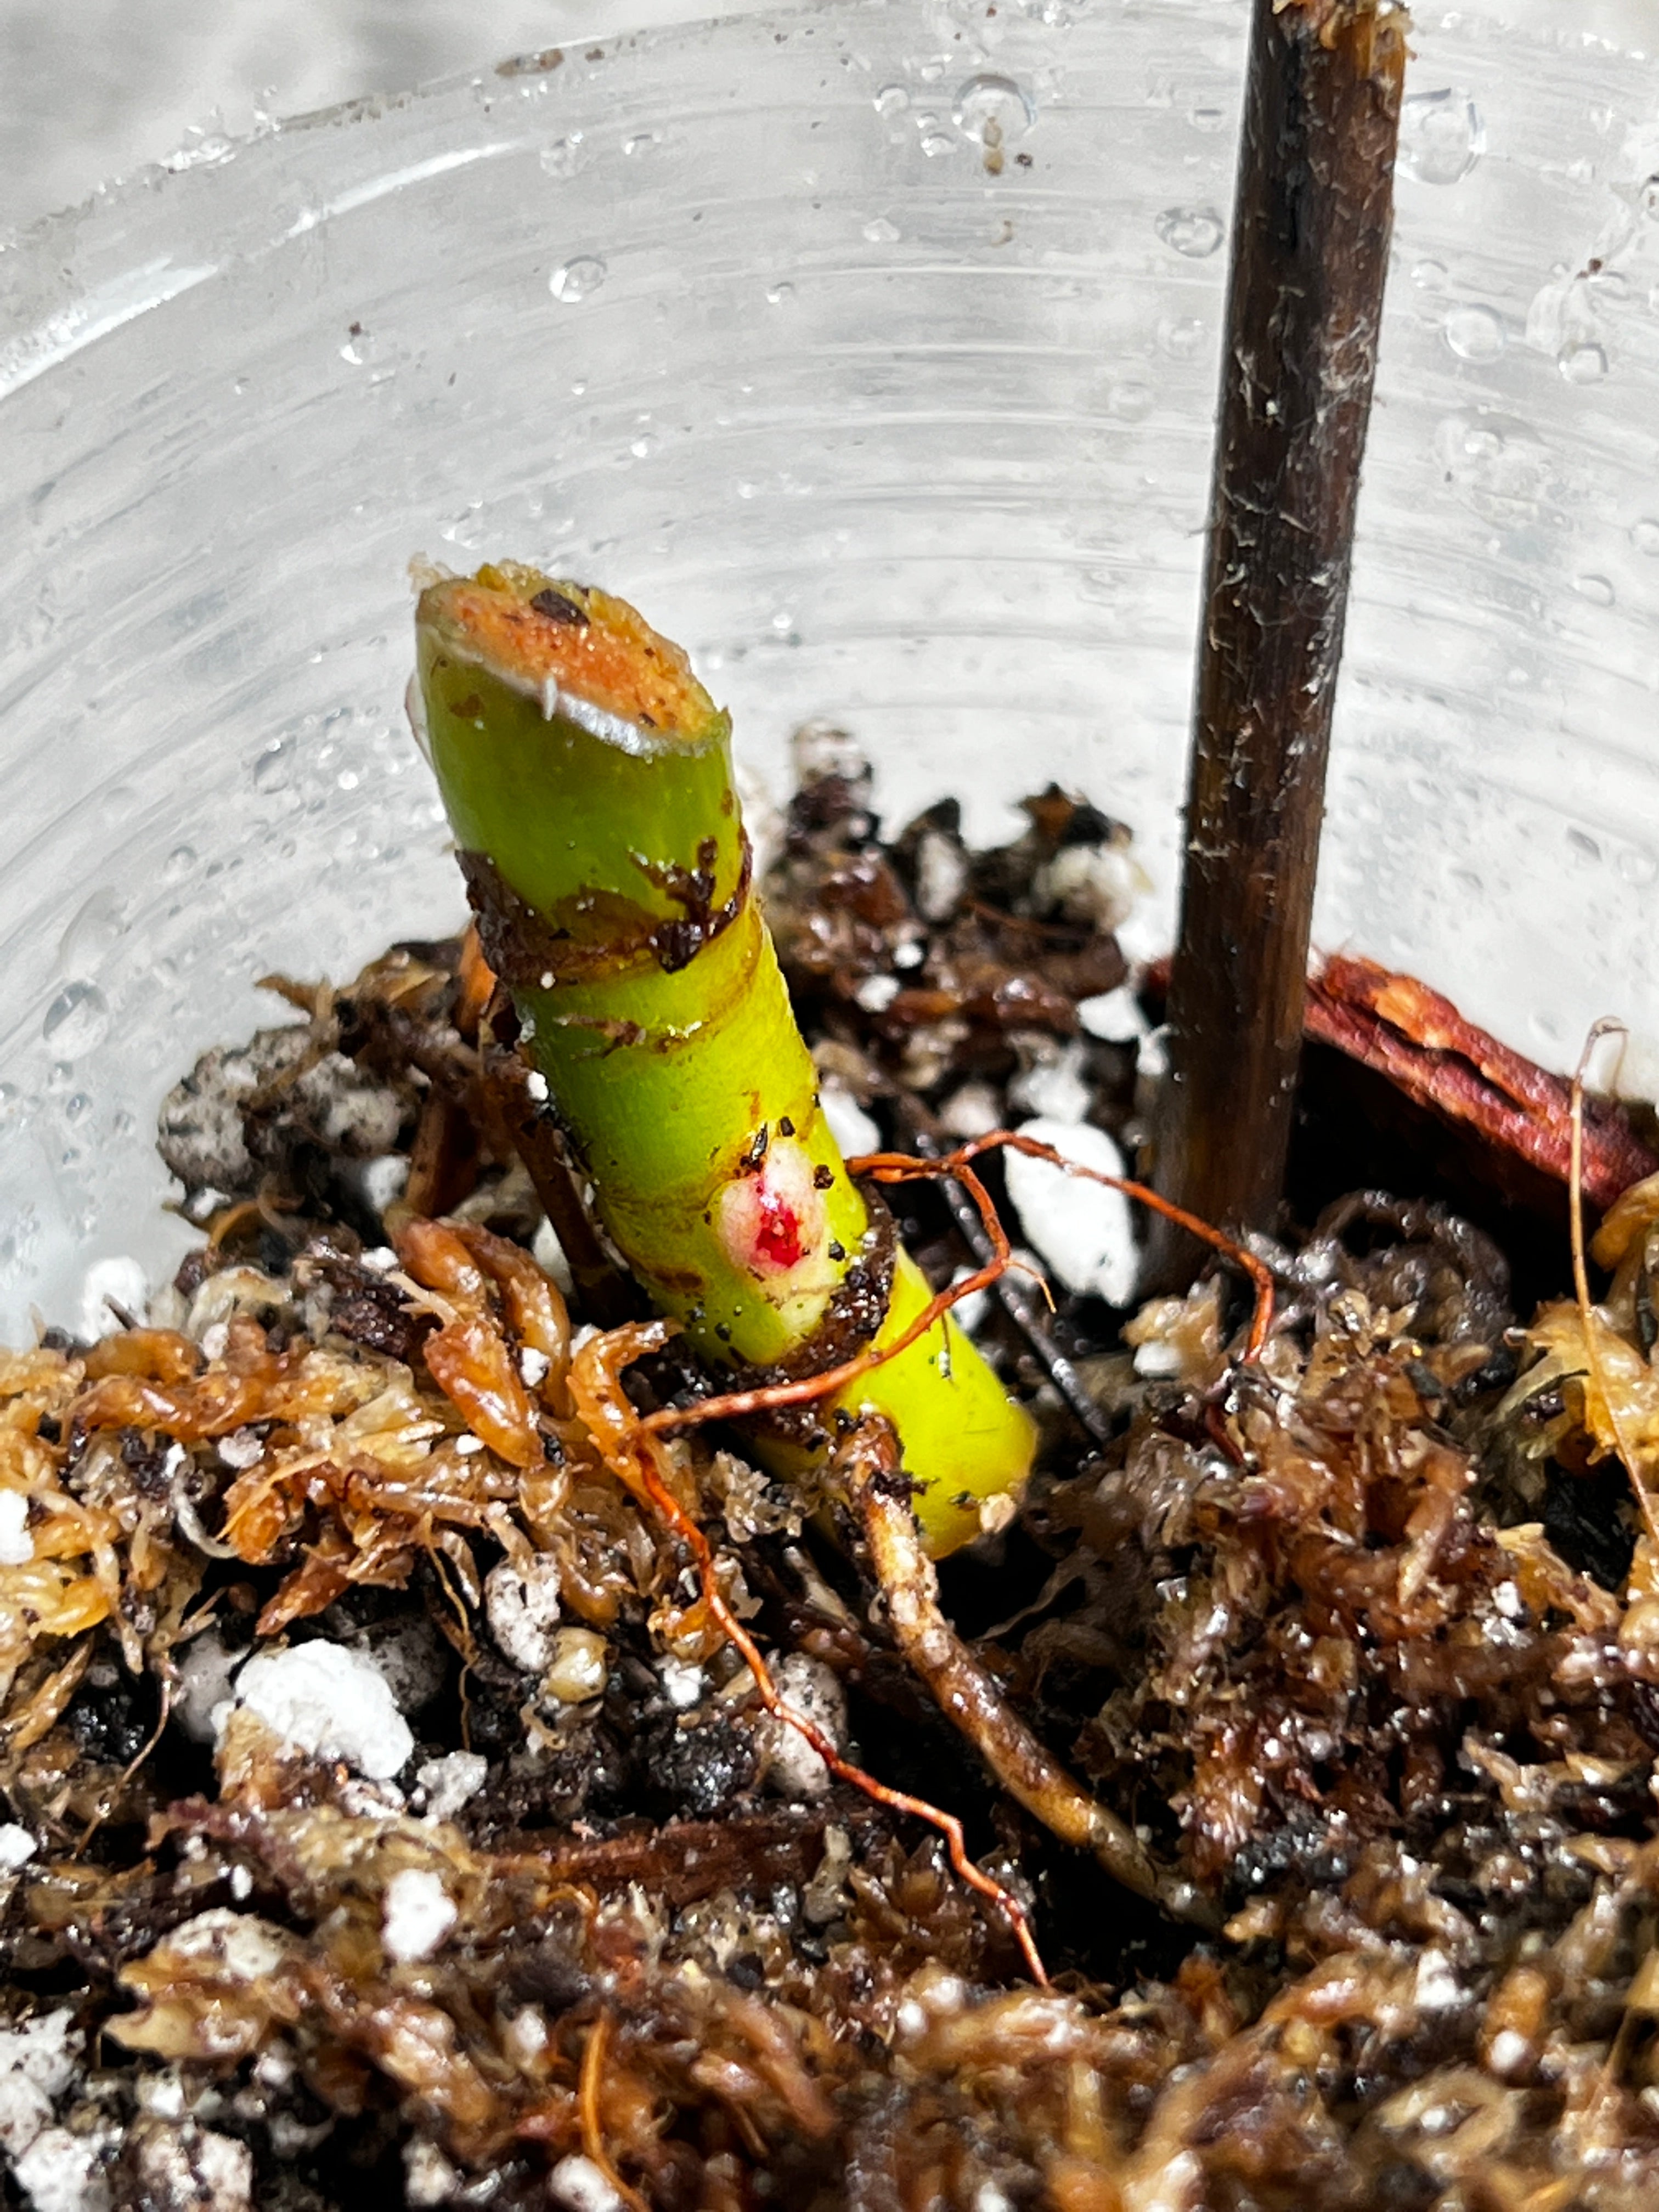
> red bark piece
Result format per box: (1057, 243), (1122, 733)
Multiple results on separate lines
(1306, 955), (1657, 1211)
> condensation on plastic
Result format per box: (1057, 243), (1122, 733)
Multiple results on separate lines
(2, 0), (1658, 1339)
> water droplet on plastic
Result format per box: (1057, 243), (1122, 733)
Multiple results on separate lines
(58, 887), (128, 973)
(1411, 258), (1448, 291)
(1443, 303), (1504, 362)
(1558, 340), (1607, 384)
(339, 325), (374, 366)
(551, 257), (606, 303)
(953, 74), (1034, 146)
(765, 281), (795, 306)
(1397, 89), (1483, 184)
(1159, 315), (1206, 358)
(63, 1094), (92, 1126)
(1632, 518), (1659, 556)
(1109, 381), (1154, 421)
(540, 134), (583, 177)
(1155, 206), (1223, 257)
(862, 216), (900, 244)
(253, 737), (296, 793)
(873, 84), (909, 117)
(1620, 847), (1657, 886)
(1079, 567), (1121, 604)
(919, 130), (953, 157)
(164, 844), (197, 879)
(623, 131), (660, 156)
(42, 982), (109, 1059)
(1573, 573), (1615, 606)
(1434, 412), (1552, 525)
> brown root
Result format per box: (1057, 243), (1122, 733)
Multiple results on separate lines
(566, 1324), (1051, 1984)
(838, 1418), (1215, 1927)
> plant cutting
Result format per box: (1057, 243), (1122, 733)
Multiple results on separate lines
(413, 560), (1036, 1556)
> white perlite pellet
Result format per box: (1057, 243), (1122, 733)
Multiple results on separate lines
(1077, 985), (1148, 1044)
(1003, 1116), (1138, 1307)
(77, 1255), (147, 1343)
(756, 1653), (847, 1801)
(531, 1217), (575, 1296)
(914, 829), (968, 923)
(938, 1081), (1002, 1141)
(1033, 839), (1144, 933)
(1007, 1040), (1093, 1127)
(548, 2154), (625, 2212)
(819, 1087), (881, 1159)
(176, 1632), (242, 1746)
(0, 2012), (109, 2212)
(485, 1554), (564, 1677)
(416, 1750), (489, 1823)
(658, 1658), (705, 1712)
(216, 1641), (413, 1779)
(161, 1910), (293, 1983)
(0, 1493), (33, 1568)
(134, 2122), (252, 2212)
(0, 2012), (79, 2159)
(404, 2137), (460, 2207)
(0, 1825), (35, 1872)
(12, 2123), (116, 2212)
(382, 1869), (457, 1963)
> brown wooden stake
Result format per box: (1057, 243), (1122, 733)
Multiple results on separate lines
(1150, 0), (1409, 1287)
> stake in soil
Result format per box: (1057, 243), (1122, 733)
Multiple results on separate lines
(1154, 0), (1411, 1278)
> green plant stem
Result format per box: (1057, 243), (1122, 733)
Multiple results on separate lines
(415, 563), (1035, 1554)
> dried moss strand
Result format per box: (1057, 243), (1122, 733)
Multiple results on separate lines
(1570, 1021), (1659, 1553)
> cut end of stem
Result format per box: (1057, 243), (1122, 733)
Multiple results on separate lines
(1278, 0), (1411, 69)
(418, 562), (724, 752)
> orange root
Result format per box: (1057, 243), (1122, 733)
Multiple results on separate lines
(567, 1324), (1049, 1985)
(635, 1130), (1274, 1447)
(579, 2011), (648, 2212)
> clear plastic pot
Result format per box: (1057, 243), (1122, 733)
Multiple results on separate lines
(2, 0), (1657, 1339)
